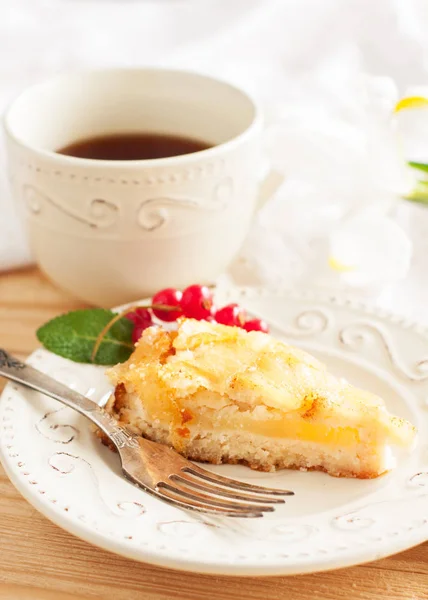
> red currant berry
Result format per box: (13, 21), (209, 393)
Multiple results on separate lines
(215, 303), (246, 327)
(244, 318), (269, 333)
(132, 324), (145, 344)
(128, 309), (153, 344)
(136, 308), (152, 326)
(125, 307), (152, 327)
(152, 288), (183, 322)
(125, 311), (140, 325)
(180, 284), (213, 320)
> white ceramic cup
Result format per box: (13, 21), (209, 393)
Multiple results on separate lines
(4, 68), (278, 306)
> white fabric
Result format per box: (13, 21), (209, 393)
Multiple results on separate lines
(1, 0), (428, 321)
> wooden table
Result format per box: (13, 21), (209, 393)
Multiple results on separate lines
(0, 268), (427, 600)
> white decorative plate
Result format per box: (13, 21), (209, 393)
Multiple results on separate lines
(1, 288), (428, 576)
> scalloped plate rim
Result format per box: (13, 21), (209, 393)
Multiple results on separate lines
(1, 447), (426, 577)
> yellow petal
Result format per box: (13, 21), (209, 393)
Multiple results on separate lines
(328, 256), (356, 272)
(394, 96), (428, 113)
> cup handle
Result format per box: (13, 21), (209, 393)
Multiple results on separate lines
(256, 168), (284, 211)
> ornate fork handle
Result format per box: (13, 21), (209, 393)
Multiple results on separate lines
(0, 350), (293, 517)
(0, 349), (138, 450)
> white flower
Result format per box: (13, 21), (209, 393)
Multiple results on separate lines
(328, 213), (412, 287)
(240, 70), (414, 290)
(216, 41), (417, 292)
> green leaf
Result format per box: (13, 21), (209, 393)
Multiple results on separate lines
(408, 161), (428, 174)
(36, 309), (134, 365)
(404, 179), (428, 205)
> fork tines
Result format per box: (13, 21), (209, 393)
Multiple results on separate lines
(154, 464), (294, 518)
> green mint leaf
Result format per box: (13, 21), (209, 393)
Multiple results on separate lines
(36, 309), (134, 365)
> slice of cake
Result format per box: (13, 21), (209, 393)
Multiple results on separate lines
(106, 318), (416, 478)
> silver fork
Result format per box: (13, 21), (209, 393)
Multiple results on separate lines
(0, 350), (293, 518)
